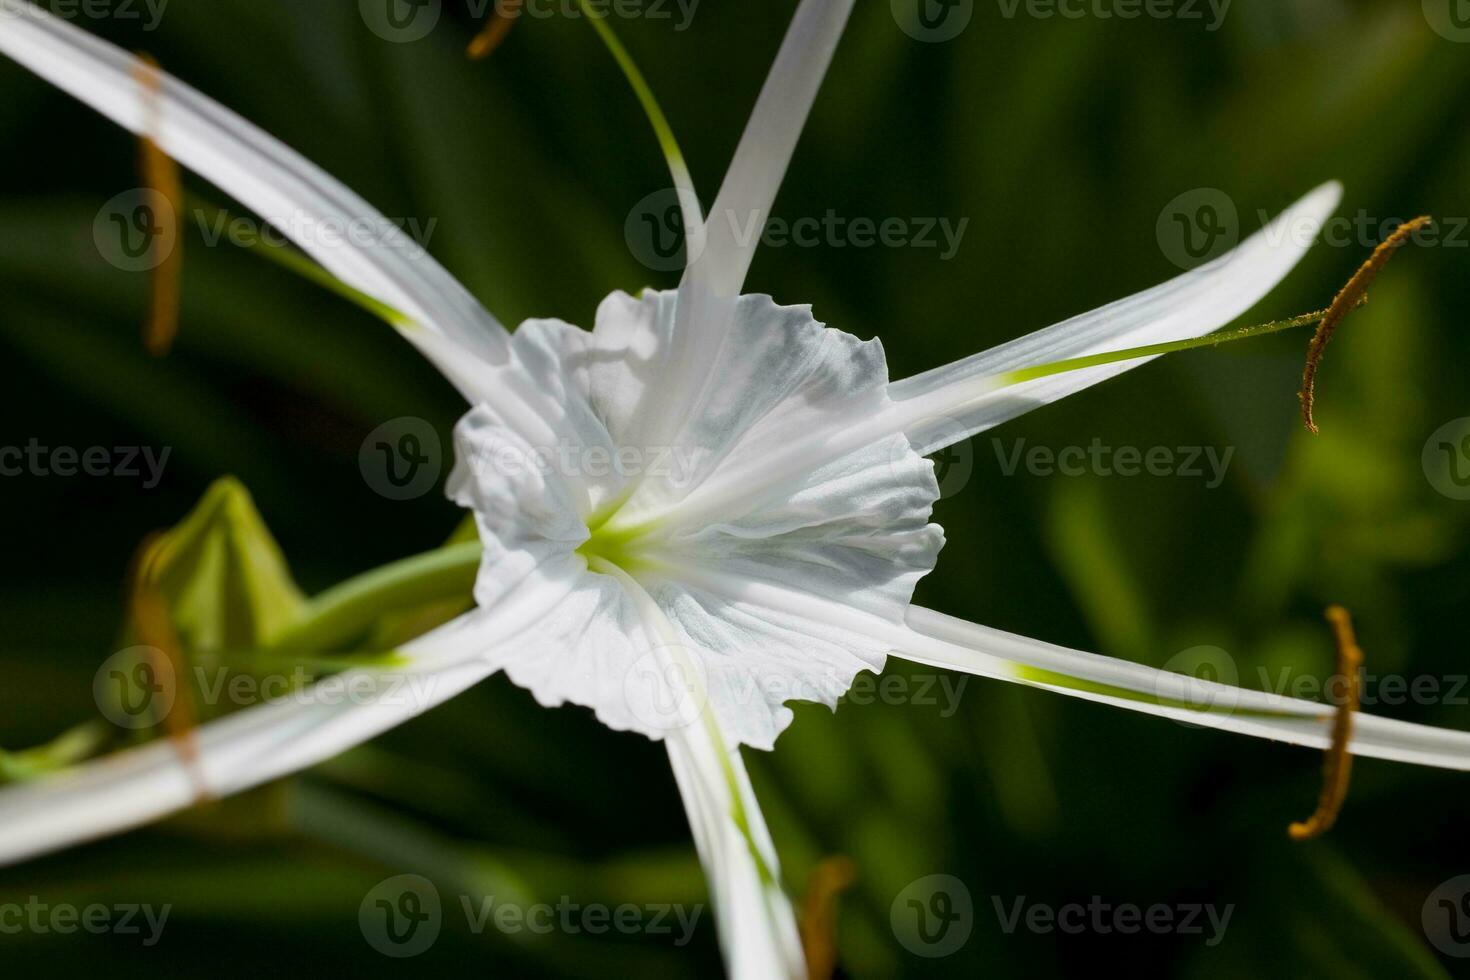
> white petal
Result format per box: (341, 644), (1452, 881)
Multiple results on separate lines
(0, 581), (570, 867)
(644, 568), (1470, 771)
(666, 727), (806, 980)
(689, 0), (855, 302)
(633, 0), (855, 458)
(902, 604), (1470, 770)
(605, 562), (806, 979)
(890, 181), (1343, 454)
(0, 0), (508, 363)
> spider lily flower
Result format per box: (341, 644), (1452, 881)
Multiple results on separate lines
(3, 0), (1470, 976)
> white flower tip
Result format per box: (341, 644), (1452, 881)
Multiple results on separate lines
(1283, 180), (1344, 237)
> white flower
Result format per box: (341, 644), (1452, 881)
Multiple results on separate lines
(2, 1), (1469, 977)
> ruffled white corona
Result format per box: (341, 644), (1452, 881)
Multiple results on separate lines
(450, 290), (943, 749)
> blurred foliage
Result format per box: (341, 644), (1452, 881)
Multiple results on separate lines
(1, 0), (1469, 977)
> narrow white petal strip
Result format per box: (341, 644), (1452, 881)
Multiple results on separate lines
(0, 0), (510, 364)
(902, 605), (1470, 771)
(658, 560), (1470, 771)
(689, 0), (854, 302)
(596, 560), (805, 979)
(0, 573), (573, 867)
(640, 0), (854, 458)
(666, 730), (807, 980)
(891, 181), (1343, 454)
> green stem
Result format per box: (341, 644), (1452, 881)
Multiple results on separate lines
(996, 307), (1338, 387)
(183, 194), (413, 328)
(266, 541), (482, 654)
(577, 0), (700, 223)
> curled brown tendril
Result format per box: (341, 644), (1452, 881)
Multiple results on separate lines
(1299, 216), (1431, 433)
(1288, 605), (1364, 841)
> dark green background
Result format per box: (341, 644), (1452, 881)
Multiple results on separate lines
(2, 0), (1469, 976)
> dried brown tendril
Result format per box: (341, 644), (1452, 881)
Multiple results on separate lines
(1288, 605), (1364, 841)
(129, 534), (209, 801)
(135, 54), (184, 357)
(468, 0), (523, 59)
(1299, 216), (1431, 433)
(801, 855), (858, 979)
